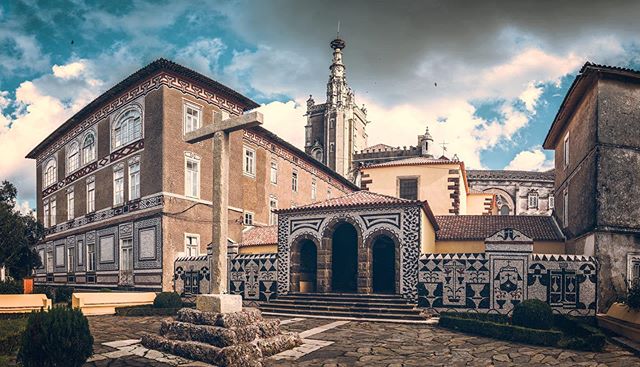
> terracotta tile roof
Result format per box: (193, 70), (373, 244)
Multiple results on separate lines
(364, 156), (457, 168)
(435, 215), (564, 241)
(467, 169), (555, 181)
(238, 226), (278, 247)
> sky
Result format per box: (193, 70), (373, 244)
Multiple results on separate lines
(3, 0), (640, 211)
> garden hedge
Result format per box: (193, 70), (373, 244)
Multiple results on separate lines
(0, 317), (28, 355)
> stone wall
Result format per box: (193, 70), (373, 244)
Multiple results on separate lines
(417, 252), (597, 316)
(229, 254), (278, 302)
(173, 255), (211, 295)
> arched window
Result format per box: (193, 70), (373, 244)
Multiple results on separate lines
(113, 106), (142, 149)
(500, 204), (510, 215)
(66, 142), (80, 173)
(43, 158), (57, 188)
(82, 132), (96, 164)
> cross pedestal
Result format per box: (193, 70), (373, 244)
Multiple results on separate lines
(184, 111), (263, 313)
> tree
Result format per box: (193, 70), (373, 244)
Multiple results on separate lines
(0, 181), (43, 280)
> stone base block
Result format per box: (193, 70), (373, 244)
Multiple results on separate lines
(254, 332), (302, 357)
(197, 294), (242, 313)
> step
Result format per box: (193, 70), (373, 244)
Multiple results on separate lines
(261, 302), (420, 315)
(259, 306), (425, 321)
(278, 294), (408, 303)
(266, 299), (416, 309)
(282, 292), (404, 299)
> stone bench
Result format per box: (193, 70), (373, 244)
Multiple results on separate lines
(72, 292), (157, 316)
(0, 294), (52, 313)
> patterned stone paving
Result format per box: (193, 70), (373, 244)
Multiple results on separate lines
(82, 315), (640, 367)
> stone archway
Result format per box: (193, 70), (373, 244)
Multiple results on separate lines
(289, 235), (321, 293)
(330, 222), (359, 293)
(372, 235), (396, 294)
(483, 188), (515, 215)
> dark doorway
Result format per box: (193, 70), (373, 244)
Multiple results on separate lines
(372, 235), (396, 294)
(299, 240), (317, 293)
(331, 222), (358, 292)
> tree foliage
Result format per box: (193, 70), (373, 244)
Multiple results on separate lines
(0, 180), (43, 279)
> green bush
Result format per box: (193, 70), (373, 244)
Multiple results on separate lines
(54, 286), (74, 303)
(554, 314), (605, 352)
(115, 305), (180, 316)
(0, 317), (28, 355)
(0, 279), (23, 294)
(512, 299), (553, 330)
(99, 288), (112, 292)
(439, 314), (562, 347)
(33, 285), (54, 299)
(153, 292), (182, 309)
(626, 281), (640, 310)
(17, 306), (93, 367)
(439, 311), (509, 324)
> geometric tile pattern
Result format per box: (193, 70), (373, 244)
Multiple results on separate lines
(418, 252), (597, 316)
(228, 254), (278, 301)
(173, 255), (210, 296)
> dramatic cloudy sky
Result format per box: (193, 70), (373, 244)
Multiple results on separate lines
(3, 0), (640, 210)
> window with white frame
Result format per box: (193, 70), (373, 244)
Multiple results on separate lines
(46, 251), (53, 273)
(563, 133), (570, 168)
(43, 201), (49, 227)
(549, 194), (555, 209)
(113, 106), (142, 149)
(291, 171), (298, 192)
(67, 247), (74, 273)
(129, 160), (140, 200)
(50, 198), (56, 226)
(527, 191), (539, 209)
(87, 244), (96, 272)
(67, 190), (74, 220)
(67, 141), (80, 173)
(77, 240), (83, 266)
(185, 157), (200, 198)
(311, 178), (317, 200)
(38, 249), (44, 268)
(114, 166), (124, 205)
(82, 132), (96, 164)
(244, 211), (254, 226)
(243, 146), (255, 177)
(185, 235), (199, 257)
(563, 189), (569, 227)
(269, 197), (278, 225)
(43, 159), (57, 188)
(270, 161), (278, 184)
(86, 179), (95, 213)
(184, 103), (202, 133)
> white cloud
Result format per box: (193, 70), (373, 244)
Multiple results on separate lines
(0, 30), (49, 74)
(257, 99), (307, 148)
(52, 61), (87, 79)
(505, 147), (553, 171)
(13, 200), (34, 217)
(175, 38), (226, 76)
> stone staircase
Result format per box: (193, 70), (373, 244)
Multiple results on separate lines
(259, 293), (426, 322)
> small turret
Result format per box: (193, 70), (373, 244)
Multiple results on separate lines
(419, 125), (434, 157)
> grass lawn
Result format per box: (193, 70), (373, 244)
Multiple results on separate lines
(0, 316), (28, 363)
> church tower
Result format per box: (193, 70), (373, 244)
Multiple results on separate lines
(305, 36), (368, 180)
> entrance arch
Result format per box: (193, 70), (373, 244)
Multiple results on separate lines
(299, 240), (317, 293)
(331, 222), (358, 292)
(372, 235), (396, 294)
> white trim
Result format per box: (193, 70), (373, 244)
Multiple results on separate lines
(184, 153), (201, 199)
(65, 139), (81, 175)
(243, 145), (256, 178)
(183, 100), (203, 135)
(110, 102), (144, 153)
(43, 156), (58, 189)
(184, 233), (200, 257)
(243, 211), (254, 226)
(160, 191), (212, 205)
(128, 157), (141, 200)
(228, 205), (243, 213)
(81, 129), (98, 165)
(563, 132), (570, 169)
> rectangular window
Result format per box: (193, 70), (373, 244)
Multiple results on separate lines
(549, 195), (555, 209)
(184, 103), (202, 133)
(77, 240), (83, 266)
(38, 249), (45, 268)
(43, 202), (49, 227)
(67, 247), (74, 273)
(185, 158), (200, 198)
(244, 212), (254, 226)
(87, 244), (96, 272)
(46, 251), (53, 273)
(292, 171), (298, 192)
(528, 193), (538, 209)
(269, 197), (278, 225)
(50, 199), (56, 226)
(563, 189), (569, 228)
(67, 191), (74, 220)
(563, 133), (570, 168)
(311, 178), (317, 201)
(399, 178), (418, 200)
(114, 167), (124, 205)
(86, 181), (95, 213)
(185, 235), (199, 257)
(243, 146), (255, 177)
(129, 162), (140, 200)
(270, 161), (278, 184)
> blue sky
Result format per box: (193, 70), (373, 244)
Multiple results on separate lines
(3, 0), (640, 210)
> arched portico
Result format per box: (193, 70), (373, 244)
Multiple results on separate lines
(364, 229), (401, 294)
(289, 235), (320, 293)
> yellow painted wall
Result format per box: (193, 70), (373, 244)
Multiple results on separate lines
(467, 193), (492, 215)
(421, 210), (436, 253)
(239, 244), (277, 254)
(363, 163), (464, 215)
(433, 240), (566, 254)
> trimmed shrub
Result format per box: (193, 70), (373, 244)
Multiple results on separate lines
(512, 299), (553, 330)
(0, 317), (28, 355)
(554, 314), (605, 352)
(439, 314), (562, 347)
(115, 305), (180, 316)
(33, 285), (54, 299)
(54, 285), (74, 303)
(627, 281), (640, 310)
(153, 292), (182, 309)
(99, 288), (112, 292)
(0, 279), (23, 294)
(17, 306), (93, 367)
(439, 311), (509, 324)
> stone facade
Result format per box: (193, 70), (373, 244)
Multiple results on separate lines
(28, 59), (356, 292)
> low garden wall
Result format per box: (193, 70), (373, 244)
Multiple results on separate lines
(228, 254), (278, 302)
(174, 255), (211, 296)
(417, 252), (597, 316)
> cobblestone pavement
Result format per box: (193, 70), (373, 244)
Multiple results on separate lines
(84, 315), (640, 367)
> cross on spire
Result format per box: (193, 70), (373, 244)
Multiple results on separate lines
(440, 140), (448, 157)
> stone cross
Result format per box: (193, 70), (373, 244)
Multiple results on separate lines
(184, 110), (263, 313)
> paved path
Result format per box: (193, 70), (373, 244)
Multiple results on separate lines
(84, 315), (640, 367)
